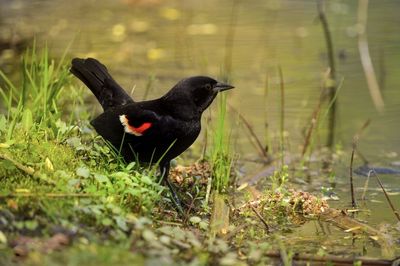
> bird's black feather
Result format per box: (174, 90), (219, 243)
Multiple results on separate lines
(70, 58), (134, 110)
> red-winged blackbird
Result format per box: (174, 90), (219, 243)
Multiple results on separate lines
(70, 58), (234, 213)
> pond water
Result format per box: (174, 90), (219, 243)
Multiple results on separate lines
(1, 0), (399, 258)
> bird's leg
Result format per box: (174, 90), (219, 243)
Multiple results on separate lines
(160, 162), (184, 216)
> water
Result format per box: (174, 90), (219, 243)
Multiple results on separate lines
(1, 0), (399, 258)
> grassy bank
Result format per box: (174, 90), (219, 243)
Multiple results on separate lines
(0, 46), (167, 236)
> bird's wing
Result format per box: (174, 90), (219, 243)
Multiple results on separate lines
(70, 58), (134, 110)
(90, 104), (181, 146)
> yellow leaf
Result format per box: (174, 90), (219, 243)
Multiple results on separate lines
(0, 143), (10, 148)
(237, 182), (248, 191)
(15, 188), (30, 193)
(0, 231), (7, 244)
(45, 157), (54, 172)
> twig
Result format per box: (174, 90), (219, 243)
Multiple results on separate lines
(155, 220), (183, 227)
(349, 139), (357, 208)
(371, 170), (400, 222)
(357, 0), (384, 112)
(361, 170), (371, 200)
(350, 119), (371, 207)
(301, 101), (321, 157)
(316, 0), (337, 149)
(0, 152), (34, 175)
(302, 68), (331, 159)
(250, 205), (270, 233)
(264, 71), (270, 153)
(355, 148), (369, 165)
(0, 152), (54, 184)
(241, 127), (266, 160)
(0, 193), (99, 198)
(228, 104), (270, 162)
(316, 1), (336, 80)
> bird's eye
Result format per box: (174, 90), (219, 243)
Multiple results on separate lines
(205, 84), (212, 90)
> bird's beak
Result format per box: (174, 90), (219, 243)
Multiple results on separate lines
(214, 82), (235, 92)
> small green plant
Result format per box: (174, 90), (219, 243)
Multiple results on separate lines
(270, 165), (289, 192)
(210, 93), (233, 193)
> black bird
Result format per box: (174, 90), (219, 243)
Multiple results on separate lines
(70, 58), (234, 213)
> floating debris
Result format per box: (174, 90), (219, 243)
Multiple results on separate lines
(238, 189), (329, 218)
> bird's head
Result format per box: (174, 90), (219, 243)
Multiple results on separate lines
(162, 76), (234, 118)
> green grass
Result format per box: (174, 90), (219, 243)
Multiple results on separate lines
(0, 122), (164, 238)
(0, 45), (164, 239)
(209, 93), (233, 194)
(0, 43), (71, 141)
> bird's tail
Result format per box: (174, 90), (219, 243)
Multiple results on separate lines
(70, 58), (134, 110)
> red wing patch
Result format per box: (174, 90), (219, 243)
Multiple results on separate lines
(131, 122), (152, 134)
(119, 115), (152, 136)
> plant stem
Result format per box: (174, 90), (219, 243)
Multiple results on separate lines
(250, 205), (269, 233)
(372, 171), (400, 222)
(349, 140), (357, 208)
(357, 0), (384, 112)
(317, 0), (337, 149)
(349, 119), (371, 208)
(264, 71), (270, 153)
(228, 104), (270, 162)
